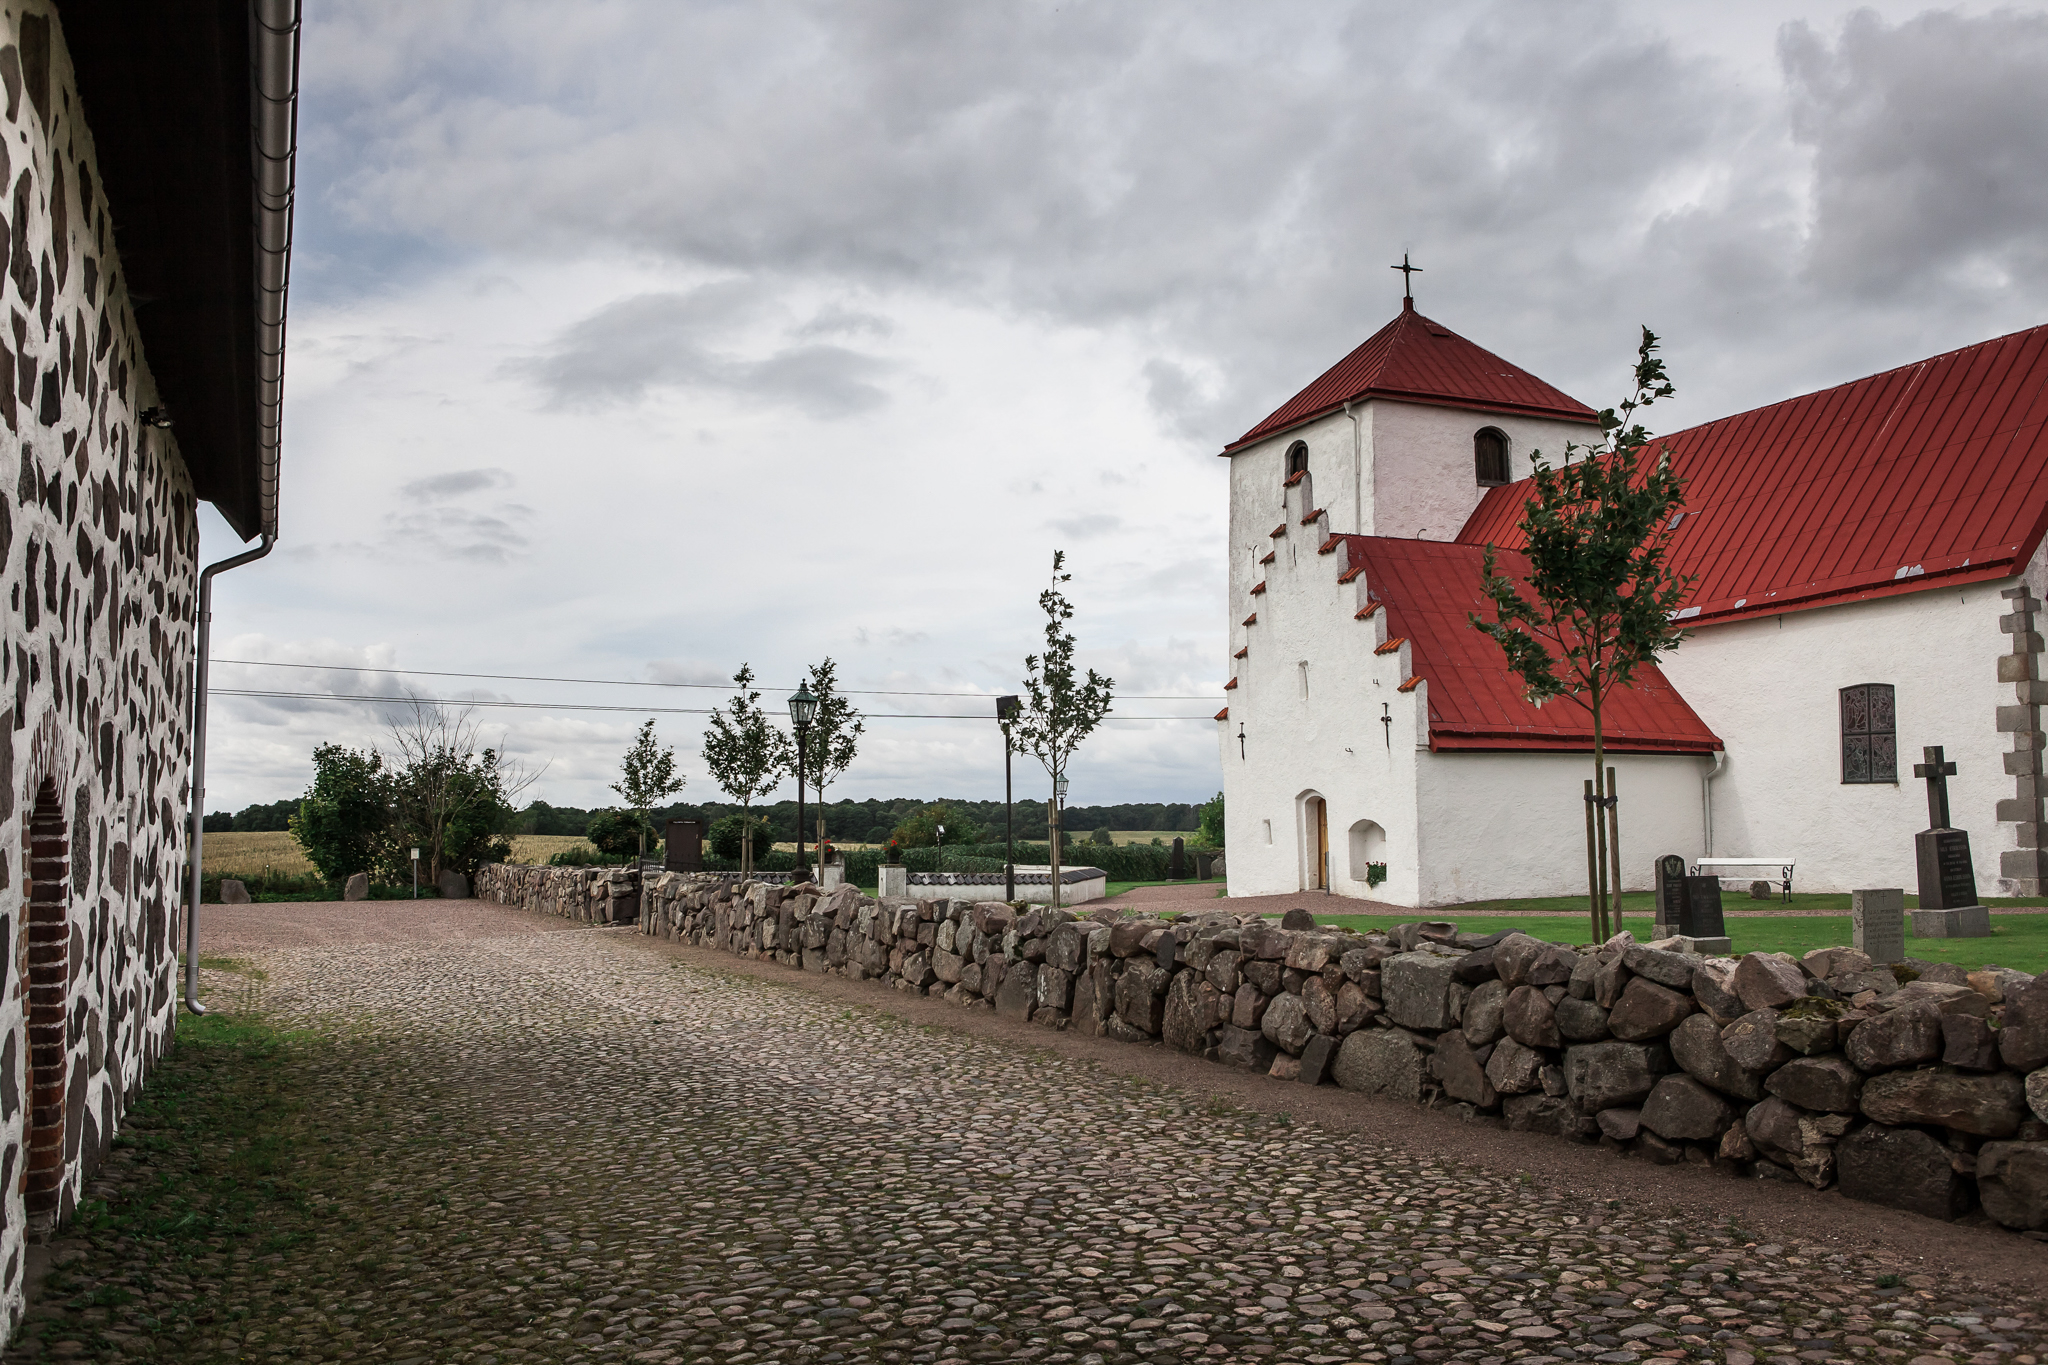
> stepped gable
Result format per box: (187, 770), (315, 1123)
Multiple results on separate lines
(1460, 322), (2048, 627)
(1338, 536), (1721, 755)
(1221, 301), (1600, 455)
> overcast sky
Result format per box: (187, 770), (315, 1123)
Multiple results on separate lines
(190, 0), (2048, 815)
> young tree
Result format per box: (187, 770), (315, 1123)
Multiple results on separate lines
(383, 700), (540, 884)
(1469, 328), (1693, 941)
(612, 718), (686, 858)
(702, 664), (788, 878)
(291, 744), (390, 885)
(794, 658), (864, 869)
(1012, 551), (1115, 906)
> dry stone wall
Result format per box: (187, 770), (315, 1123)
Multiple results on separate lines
(474, 863), (640, 924)
(489, 864), (2048, 1235)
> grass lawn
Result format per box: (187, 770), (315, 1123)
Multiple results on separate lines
(1297, 909), (2048, 975)
(1106, 877), (1226, 899)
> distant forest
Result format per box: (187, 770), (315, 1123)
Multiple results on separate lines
(206, 795), (1205, 843)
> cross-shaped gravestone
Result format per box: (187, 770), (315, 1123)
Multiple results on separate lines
(1914, 745), (1957, 829)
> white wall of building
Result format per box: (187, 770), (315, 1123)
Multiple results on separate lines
(1366, 401), (1597, 543)
(1662, 548), (2048, 896)
(1415, 751), (1710, 904)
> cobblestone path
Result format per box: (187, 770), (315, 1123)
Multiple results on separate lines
(9, 914), (2046, 1365)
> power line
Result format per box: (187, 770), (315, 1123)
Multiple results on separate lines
(210, 657), (1222, 701)
(211, 688), (1215, 721)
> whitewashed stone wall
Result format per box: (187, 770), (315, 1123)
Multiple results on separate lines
(0, 4), (198, 1339)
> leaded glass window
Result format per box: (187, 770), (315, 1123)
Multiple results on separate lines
(1841, 683), (1896, 784)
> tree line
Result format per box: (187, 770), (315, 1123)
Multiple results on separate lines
(509, 796), (1206, 844)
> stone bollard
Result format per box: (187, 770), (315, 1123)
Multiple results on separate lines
(343, 871), (369, 901)
(219, 879), (251, 904)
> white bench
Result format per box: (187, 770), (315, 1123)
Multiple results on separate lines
(1692, 857), (1794, 902)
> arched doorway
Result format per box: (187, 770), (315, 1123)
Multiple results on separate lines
(23, 777), (68, 1237)
(1301, 794), (1330, 891)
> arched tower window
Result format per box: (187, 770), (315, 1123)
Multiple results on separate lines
(1285, 440), (1308, 482)
(1474, 427), (1510, 486)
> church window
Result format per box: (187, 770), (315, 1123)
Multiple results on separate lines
(1840, 684), (1897, 783)
(1474, 428), (1510, 485)
(1286, 441), (1308, 480)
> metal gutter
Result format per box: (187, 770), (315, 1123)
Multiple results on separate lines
(184, 0), (299, 1013)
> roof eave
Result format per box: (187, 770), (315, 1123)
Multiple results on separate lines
(1219, 388), (1602, 457)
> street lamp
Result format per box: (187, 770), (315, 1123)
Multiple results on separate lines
(996, 695), (1020, 901)
(788, 683), (817, 882)
(410, 847), (420, 899)
(936, 823), (945, 875)
(1052, 772), (1069, 906)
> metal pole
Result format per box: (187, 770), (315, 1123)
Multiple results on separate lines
(796, 725), (808, 882)
(1004, 731), (1015, 902)
(1582, 778), (1601, 943)
(1606, 766), (1623, 940)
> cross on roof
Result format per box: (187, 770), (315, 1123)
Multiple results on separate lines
(1391, 252), (1422, 304)
(1914, 745), (1958, 830)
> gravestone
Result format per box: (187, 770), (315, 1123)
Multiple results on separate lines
(1678, 876), (1728, 953)
(342, 871), (369, 902)
(437, 869), (470, 900)
(1910, 746), (1992, 938)
(1652, 855), (1730, 952)
(1852, 887), (1906, 963)
(664, 819), (704, 873)
(219, 879), (250, 905)
(1170, 837), (1186, 879)
(1653, 854), (1688, 939)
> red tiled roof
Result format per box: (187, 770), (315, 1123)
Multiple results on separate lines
(1318, 537), (1342, 555)
(1340, 536), (1721, 754)
(1222, 302), (1601, 455)
(1457, 323), (2048, 627)
(1215, 707), (1230, 721)
(1233, 647), (1248, 659)
(1251, 580), (1267, 596)
(1224, 678), (1239, 691)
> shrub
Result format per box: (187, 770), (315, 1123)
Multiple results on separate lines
(585, 808), (644, 856)
(708, 814), (772, 862)
(1092, 827), (1113, 845)
(865, 825), (893, 845)
(291, 744), (389, 884)
(547, 844), (632, 868)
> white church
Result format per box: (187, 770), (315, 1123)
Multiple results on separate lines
(1215, 291), (2048, 907)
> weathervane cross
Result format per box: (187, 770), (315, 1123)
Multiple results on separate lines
(1391, 252), (1422, 303)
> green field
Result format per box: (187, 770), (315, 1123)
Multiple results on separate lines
(1294, 910), (2048, 976)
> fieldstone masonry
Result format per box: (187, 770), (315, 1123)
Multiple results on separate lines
(0, 3), (203, 1344)
(475, 862), (2048, 1235)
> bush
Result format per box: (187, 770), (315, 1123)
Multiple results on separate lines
(864, 825), (893, 845)
(547, 845), (633, 867)
(585, 808), (645, 856)
(1092, 827), (1113, 845)
(891, 803), (984, 848)
(1194, 790), (1224, 849)
(708, 814), (772, 862)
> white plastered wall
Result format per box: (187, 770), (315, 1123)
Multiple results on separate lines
(1661, 550), (2048, 896)
(1415, 752), (1710, 904)
(1218, 470), (1429, 903)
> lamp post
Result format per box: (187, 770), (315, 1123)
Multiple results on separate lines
(1052, 771), (1069, 908)
(410, 847), (420, 899)
(788, 683), (817, 883)
(996, 695), (1020, 901)
(936, 823), (945, 875)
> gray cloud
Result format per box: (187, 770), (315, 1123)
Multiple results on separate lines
(1783, 9), (2048, 302)
(400, 467), (515, 500)
(504, 283), (896, 416)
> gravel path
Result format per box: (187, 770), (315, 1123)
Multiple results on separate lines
(9, 903), (2045, 1364)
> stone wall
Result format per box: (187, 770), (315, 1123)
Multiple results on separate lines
(606, 870), (2048, 1235)
(474, 863), (640, 924)
(0, 3), (200, 1337)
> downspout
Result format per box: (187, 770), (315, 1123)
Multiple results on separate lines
(185, 536), (275, 1015)
(1701, 749), (1726, 858)
(185, 0), (299, 1015)
(1344, 401), (1363, 535)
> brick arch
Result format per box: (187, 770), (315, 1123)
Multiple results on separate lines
(23, 775), (68, 1236)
